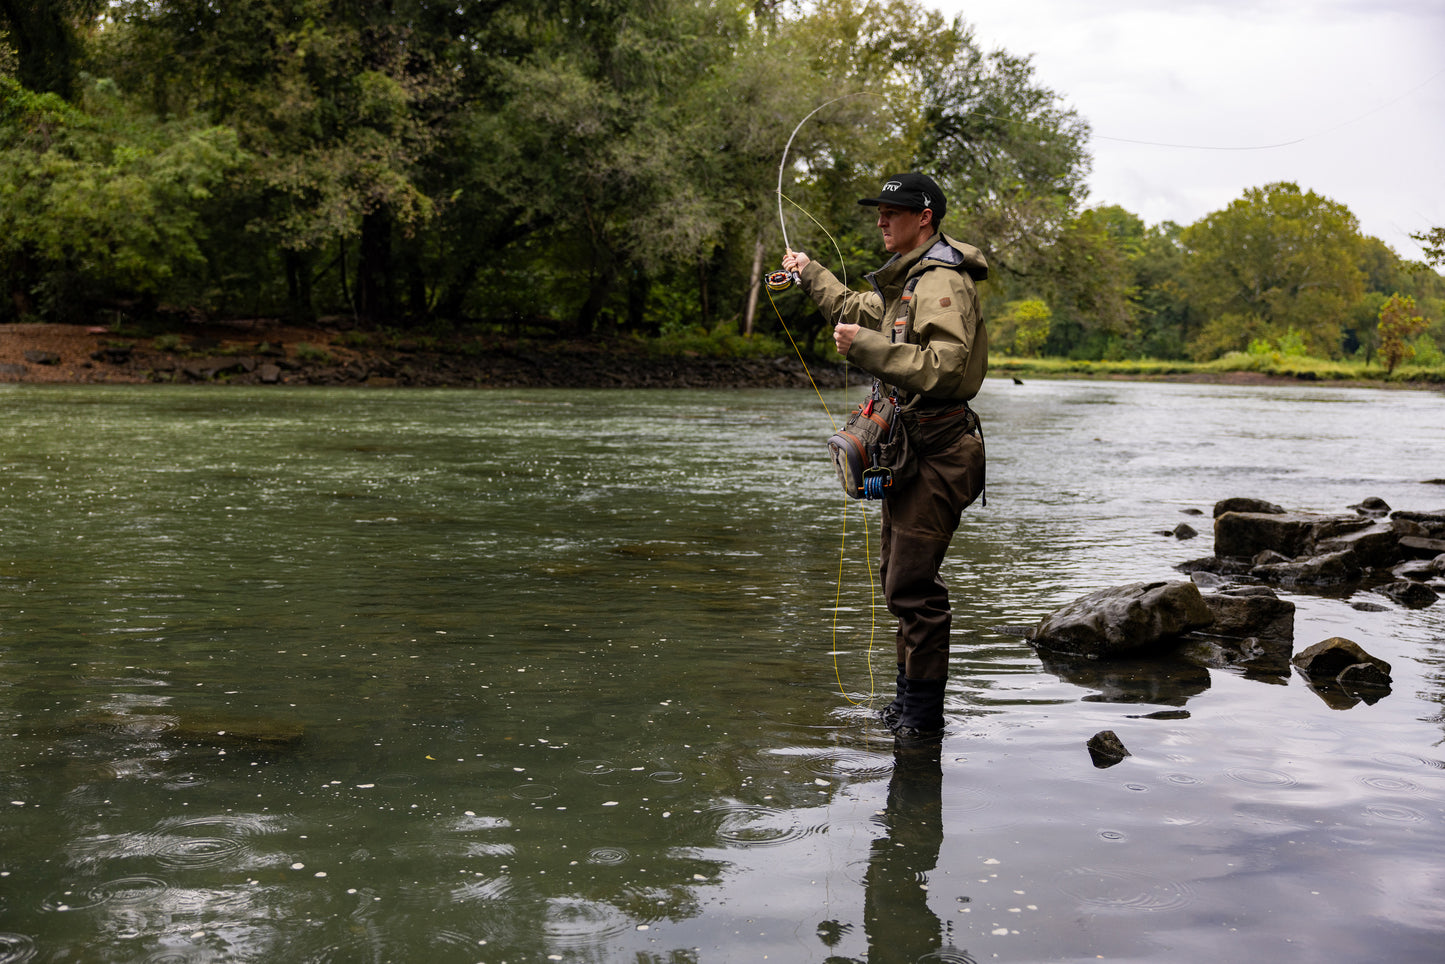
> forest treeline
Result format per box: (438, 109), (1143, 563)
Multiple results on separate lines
(2, 0), (1442, 364)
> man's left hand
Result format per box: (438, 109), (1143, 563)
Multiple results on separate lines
(833, 323), (859, 355)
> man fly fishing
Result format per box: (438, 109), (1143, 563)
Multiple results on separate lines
(782, 173), (988, 740)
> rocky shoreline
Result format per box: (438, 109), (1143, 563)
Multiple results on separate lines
(0, 322), (852, 389)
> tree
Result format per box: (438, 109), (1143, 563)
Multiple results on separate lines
(0, 76), (243, 321)
(996, 298), (1051, 356)
(1181, 182), (1366, 360)
(1377, 292), (1427, 374)
(1412, 227), (1444, 267)
(0, 0), (105, 99)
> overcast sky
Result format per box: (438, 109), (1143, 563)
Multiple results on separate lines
(924, 0), (1445, 260)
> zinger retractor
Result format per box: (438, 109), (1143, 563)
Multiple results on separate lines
(765, 269), (795, 292)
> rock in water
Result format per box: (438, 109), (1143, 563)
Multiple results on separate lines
(1031, 581), (1214, 659)
(1291, 637), (1391, 683)
(1087, 730), (1131, 768)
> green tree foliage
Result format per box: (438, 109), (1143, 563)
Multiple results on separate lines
(1377, 292), (1427, 374)
(995, 298), (1051, 356)
(0, 76), (242, 320)
(1181, 182), (1366, 360)
(1412, 227), (1444, 267)
(0, 0), (105, 99)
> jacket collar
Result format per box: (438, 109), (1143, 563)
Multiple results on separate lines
(868, 230), (945, 291)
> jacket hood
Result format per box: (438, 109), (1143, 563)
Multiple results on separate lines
(919, 233), (988, 282)
(871, 231), (989, 288)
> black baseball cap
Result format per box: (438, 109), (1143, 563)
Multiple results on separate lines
(858, 173), (946, 223)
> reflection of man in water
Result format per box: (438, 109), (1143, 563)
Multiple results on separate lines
(858, 743), (976, 962)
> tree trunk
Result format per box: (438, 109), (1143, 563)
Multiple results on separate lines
(575, 262), (616, 337)
(743, 238), (765, 337)
(357, 208), (394, 324)
(283, 249), (315, 323)
(697, 256), (711, 328)
(627, 269), (647, 331)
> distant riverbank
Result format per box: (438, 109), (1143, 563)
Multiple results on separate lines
(1, 322), (1440, 391)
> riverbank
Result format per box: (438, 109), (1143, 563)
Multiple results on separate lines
(0, 322), (851, 389)
(1, 322), (1440, 390)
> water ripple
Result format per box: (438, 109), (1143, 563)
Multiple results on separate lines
(1224, 766), (1298, 789)
(1362, 803), (1428, 823)
(0, 935), (36, 964)
(688, 804), (810, 848)
(1358, 774), (1422, 793)
(542, 896), (634, 947)
(586, 846), (630, 865)
(1055, 867), (1195, 913)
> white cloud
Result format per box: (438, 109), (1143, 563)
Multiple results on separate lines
(925, 0), (1445, 258)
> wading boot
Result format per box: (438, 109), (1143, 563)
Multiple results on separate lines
(890, 677), (945, 743)
(880, 663), (907, 728)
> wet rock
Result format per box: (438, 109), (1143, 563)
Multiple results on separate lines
(1291, 637), (1391, 683)
(1215, 511), (1352, 560)
(1398, 535), (1445, 559)
(1349, 496), (1391, 517)
(1087, 730), (1131, 768)
(0, 362), (27, 376)
(1175, 555), (1253, 578)
(23, 349), (60, 364)
(258, 362), (282, 384)
(1250, 549), (1361, 588)
(1030, 581), (1214, 659)
(1177, 632), (1292, 680)
(1214, 497), (1284, 517)
(1373, 580), (1439, 609)
(1390, 509), (1445, 537)
(1392, 560), (1441, 582)
(1252, 549), (1291, 566)
(1181, 508), (1205, 516)
(1188, 570), (1228, 590)
(1314, 521), (1403, 570)
(1350, 600), (1390, 612)
(1172, 523), (1198, 540)
(1200, 586), (1295, 642)
(1336, 661), (1391, 690)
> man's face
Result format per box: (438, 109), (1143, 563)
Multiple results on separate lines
(875, 203), (931, 253)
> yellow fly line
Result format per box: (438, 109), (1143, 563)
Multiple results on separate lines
(764, 282), (879, 708)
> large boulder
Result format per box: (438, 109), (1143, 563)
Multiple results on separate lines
(1199, 586), (1295, 641)
(1031, 581), (1214, 659)
(1215, 510), (1372, 561)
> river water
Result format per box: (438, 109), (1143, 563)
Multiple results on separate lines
(0, 378), (1442, 963)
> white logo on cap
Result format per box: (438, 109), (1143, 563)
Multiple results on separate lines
(922, 193), (932, 208)
(884, 180), (902, 192)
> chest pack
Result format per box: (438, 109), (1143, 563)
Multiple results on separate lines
(825, 274), (923, 500)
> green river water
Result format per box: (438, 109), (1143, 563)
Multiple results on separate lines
(0, 380), (1443, 962)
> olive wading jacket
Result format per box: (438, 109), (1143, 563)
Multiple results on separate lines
(798, 230), (989, 407)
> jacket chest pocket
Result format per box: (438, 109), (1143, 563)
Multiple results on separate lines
(891, 292), (913, 344)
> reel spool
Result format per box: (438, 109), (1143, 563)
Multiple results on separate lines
(765, 270), (795, 292)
